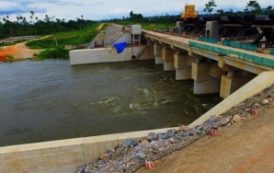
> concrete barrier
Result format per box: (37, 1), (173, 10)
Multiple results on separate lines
(69, 46), (153, 65)
(0, 128), (175, 173)
(190, 71), (274, 127)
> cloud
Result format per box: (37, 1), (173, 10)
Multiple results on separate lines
(0, 1), (46, 15)
(0, 0), (273, 20)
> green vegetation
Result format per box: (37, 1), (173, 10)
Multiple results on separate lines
(204, 0), (217, 14)
(26, 23), (99, 49)
(35, 48), (69, 60)
(26, 23), (99, 59)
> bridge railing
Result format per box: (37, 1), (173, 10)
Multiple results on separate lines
(189, 41), (274, 69)
(271, 48), (274, 56)
(223, 41), (257, 51)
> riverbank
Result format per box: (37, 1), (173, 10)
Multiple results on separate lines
(0, 42), (41, 60)
(78, 83), (274, 173)
(137, 101), (274, 173)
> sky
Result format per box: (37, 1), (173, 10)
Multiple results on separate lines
(0, 0), (273, 21)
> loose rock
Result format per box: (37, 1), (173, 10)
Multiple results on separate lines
(147, 132), (158, 141)
(232, 114), (242, 123)
(122, 139), (138, 148)
(262, 99), (270, 105)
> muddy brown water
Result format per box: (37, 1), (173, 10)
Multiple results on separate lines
(0, 60), (221, 146)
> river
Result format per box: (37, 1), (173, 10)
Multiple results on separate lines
(0, 60), (221, 146)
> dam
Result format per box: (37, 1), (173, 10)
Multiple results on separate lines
(1, 24), (274, 172)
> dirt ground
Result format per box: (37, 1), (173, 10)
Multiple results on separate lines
(137, 106), (274, 173)
(0, 42), (41, 59)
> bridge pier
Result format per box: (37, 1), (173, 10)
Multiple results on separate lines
(162, 46), (175, 71)
(174, 51), (192, 80)
(153, 43), (163, 64)
(192, 59), (222, 95)
(220, 71), (255, 98)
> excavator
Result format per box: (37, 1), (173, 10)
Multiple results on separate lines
(177, 4), (274, 48)
(181, 4), (198, 20)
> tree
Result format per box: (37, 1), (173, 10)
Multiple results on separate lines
(204, 0), (217, 14)
(129, 11), (143, 20)
(264, 5), (273, 14)
(216, 9), (224, 15)
(30, 11), (35, 24)
(245, 0), (261, 14)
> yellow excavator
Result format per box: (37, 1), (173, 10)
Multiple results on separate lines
(181, 4), (198, 20)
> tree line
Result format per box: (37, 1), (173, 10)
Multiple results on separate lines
(0, 12), (95, 39)
(0, 0), (273, 39)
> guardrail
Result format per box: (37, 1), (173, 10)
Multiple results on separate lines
(271, 48), (274, 55)
(189, 41), (274, 68)
(223, 40), (257, 51)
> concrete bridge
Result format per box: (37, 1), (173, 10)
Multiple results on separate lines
(143, 30), (274, 98)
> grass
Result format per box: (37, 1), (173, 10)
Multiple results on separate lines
(35, 48), (69, 60)
(26, 23), (102, 59)
(26, 23), (100, 49)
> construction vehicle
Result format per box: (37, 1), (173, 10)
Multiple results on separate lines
(181, 4), (197, 20)
(176, 4), (274, 49)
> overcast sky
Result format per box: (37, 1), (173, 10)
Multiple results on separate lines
(0, 0), (273, 21)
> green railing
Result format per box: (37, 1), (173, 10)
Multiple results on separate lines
(198, 37), (218, 44)
(223, 40), (257, 51)
(189, 41), (274, 68)
(271, 48), (274, 55)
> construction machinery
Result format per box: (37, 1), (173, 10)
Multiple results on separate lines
(176, 4), (274, 50)
(181, 4), (197, 20)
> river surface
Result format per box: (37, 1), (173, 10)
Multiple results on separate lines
(0, 60), (221, 146)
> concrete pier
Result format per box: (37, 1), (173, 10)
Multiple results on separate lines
(153, 43), (163, 64)
(192, 61), (221, 94)
(174, 51), (192, 80)
(162, 46), (175, 71)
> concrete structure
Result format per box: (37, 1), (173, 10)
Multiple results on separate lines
(153, 43), (163, 65)
(162, 46), (175, 71)
(190, 71), (274, 127)
(70, 46), (153, 65)
(174, 51), (192, 80)
(0, 128), (175, 173)
(145, 30), (274, 98)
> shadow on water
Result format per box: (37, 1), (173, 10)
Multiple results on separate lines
(0, 60), (221, 146)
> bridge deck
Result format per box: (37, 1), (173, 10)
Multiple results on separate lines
(143, 30), (274, 71)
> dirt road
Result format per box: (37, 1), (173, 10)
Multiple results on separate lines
(137, 107), (274, 173)
(0, 42), (41, 60)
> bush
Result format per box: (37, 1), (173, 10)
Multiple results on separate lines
(36, 48), (69, 60)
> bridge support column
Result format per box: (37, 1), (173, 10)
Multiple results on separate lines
(153, 43), (163, 64)
(192, 60), (221, 95)
(220, 71), (254, 98)
(162, 46), (175, 71)
(174, 51), (192, 80)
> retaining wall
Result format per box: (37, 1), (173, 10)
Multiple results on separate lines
(0, 128), (175, 173)
(70, 46), (153, 65)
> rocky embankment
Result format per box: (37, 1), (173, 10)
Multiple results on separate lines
(76, 84), (274, 173)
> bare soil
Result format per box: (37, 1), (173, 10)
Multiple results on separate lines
(137, 106), (274, 173)
(0, 42), (41, 59)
